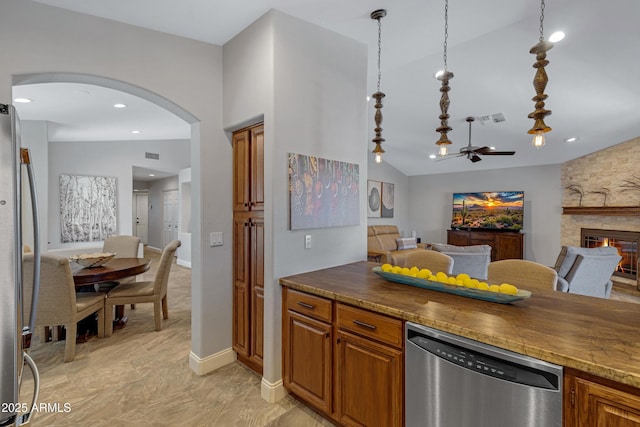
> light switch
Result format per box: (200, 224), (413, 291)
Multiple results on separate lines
(210, 232), (223, 247)
(305, 234), (312, 249)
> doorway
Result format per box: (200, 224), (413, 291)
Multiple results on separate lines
(163, 189), (179, 248)
(134, 192), (149, 245)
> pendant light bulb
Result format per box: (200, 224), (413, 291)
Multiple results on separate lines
(375, 152), (382, 163)
(532, 131), (546, 149)
(438, 145), (449, 156)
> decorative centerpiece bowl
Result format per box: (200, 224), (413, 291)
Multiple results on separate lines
(69, 252), (116, 268)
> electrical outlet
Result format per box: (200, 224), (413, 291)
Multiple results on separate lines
(305, 234), (312, 249)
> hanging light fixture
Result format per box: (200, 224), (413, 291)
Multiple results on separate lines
(370, 9), (387, 163)
(435, 0), (454, 157)
(528, 0), (553, 149)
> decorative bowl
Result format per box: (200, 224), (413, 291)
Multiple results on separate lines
(69, 252), (116, 268)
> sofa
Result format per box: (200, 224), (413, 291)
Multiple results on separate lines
(367, 225), (425, 265)
(427, 242), (492, 280)
(553, 245), (622, 299)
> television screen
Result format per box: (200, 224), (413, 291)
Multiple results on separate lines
(451, 191), (524, 231)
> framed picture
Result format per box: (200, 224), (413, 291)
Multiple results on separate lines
(381, 182), (394, 218)
(59, 174), (117, 242)
(367, 180), (382, 218)
(289, 153), (360, 230)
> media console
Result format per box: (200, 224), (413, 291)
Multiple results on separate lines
(447, 229), (524, 261)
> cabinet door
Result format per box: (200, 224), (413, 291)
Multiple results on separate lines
(447, 230), (469, 246)
(574, 376), (640, 426)
(249, 215), (264, 367)
(232, 129), (251, 212)
(250, 125), (264, 211)
(336, 330), (403, 427)
(232, 215), (251, 356)
(283, 310), (333, 414)
(495, 233), (524, 260)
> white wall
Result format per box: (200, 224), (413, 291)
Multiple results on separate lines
(224, 10), (368, 395)
(0, 0), (226, 362)
(408, 164), (562, 267)
(47, 140), (188, 249)
(367, 156), (411, 235)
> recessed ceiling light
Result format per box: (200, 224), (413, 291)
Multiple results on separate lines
(565, 136), (578, 142)
(367, 96), (371, 102)
(148, 174), (155, 177)
(113, 103), (127, 108)
(14, 98), (32, 103)
(131, 130), (141, 134)
(429, 154), (437, 159)
(489, 146), (496, 150)
(549, 31), (565, 43)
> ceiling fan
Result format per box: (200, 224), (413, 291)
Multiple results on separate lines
(441, 116), (516, 163)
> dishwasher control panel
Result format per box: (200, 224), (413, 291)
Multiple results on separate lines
(408, 332), (558, 390)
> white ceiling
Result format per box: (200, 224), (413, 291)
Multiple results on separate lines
(21, 0), (640, 177)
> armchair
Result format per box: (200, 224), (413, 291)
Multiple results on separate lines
(428, 243), (492, 280)
(553, 246), (621, 299)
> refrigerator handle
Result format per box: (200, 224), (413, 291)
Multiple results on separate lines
(21, 148), (40, 345)
(16, 352), (40, 426)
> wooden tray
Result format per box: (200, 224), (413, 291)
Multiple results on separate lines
(373, 267), (531, 304)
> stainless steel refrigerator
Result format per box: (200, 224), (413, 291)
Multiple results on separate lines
(1, 103), (41, 426)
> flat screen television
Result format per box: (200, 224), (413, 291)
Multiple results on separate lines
(451, 191), (524, 231)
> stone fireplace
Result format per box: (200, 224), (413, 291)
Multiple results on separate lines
(581, 228), (639, 281)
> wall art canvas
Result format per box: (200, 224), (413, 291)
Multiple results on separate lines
(289, 153), (360, 230)
(367, 180), (382, 218)
(381, 182), (394, 218)
(60, 174), (117, 242)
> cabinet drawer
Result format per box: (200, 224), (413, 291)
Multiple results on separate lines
(286, 289), (332, 323)
(336, 304), (403, 348)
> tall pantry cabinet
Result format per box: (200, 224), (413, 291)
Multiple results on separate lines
(232, 123), (264, 374)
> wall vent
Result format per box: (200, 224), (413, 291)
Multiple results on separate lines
(477, 112), (507, 125)
(145, 152), (160, 160)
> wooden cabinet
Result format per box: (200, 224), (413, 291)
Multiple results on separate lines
(282, 288), (333, 414)
(232, 123), (264, 374)
(233, 124), (264, 212)
(564, 368), (640, 427)
(282, 288), (403, 426)
(447, 229), (524, 261)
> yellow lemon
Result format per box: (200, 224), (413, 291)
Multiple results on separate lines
(428, 275), (438, 281)
(499, 283), (519, 295)
(400, 267), (412, 276)
(471, 279), (480, 286)
(391, 266), (402, 274)
(435, 271), (449, 281)
(381, 263), (393, 272)
(488, 284), (500, 293)
(477, 282), (490, 291)
(464, 279), (477, 288)
(416, 269), (430, 279)
(455, 280), (464, 286)
(456, 273), (471, 282)
(447, 276), (458, 285)
(410, 266), (420, 275)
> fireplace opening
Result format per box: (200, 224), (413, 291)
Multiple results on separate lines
(581, 228), (639, 281)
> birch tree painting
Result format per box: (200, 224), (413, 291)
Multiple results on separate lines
(60, 174), (117, 242)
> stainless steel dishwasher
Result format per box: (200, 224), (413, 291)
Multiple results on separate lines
(405, 322), (562, 427)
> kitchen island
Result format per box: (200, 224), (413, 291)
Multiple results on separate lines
(280, 261), (640, 426)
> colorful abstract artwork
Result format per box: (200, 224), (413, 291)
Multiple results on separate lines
(289, 153), (360, 230)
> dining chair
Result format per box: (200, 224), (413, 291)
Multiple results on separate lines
(400, 250), (454, 275)
(100, 234), (143, 296)
(487, 259), (558, 292)
(22, 253), (106, 362)
(104, 240), (181, 337)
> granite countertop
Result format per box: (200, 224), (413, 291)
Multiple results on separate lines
(279, 261), (640, 389)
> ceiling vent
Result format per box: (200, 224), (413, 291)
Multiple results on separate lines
(477, 112), (507, 125)
(145, 152), (160, 160)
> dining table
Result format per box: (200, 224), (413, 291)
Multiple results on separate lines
(72, 257), (151, 329)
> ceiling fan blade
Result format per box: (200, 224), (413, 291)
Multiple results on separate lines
(435, 153), (464, 162)
(470, 154), (482, 162)
(475, 146), (515, 156)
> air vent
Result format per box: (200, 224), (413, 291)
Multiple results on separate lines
(477, 113), (507, 125)
(145, 152), (160, 160)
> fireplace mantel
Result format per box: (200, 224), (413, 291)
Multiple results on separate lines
(562, 206), (640, 216)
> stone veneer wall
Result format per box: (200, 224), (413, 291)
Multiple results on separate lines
(561, 136), (640, 247)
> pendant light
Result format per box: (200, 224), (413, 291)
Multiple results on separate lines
(435, 0), (454, 157)
(527, 0), (553, 148)
(371, 9), (387, 163)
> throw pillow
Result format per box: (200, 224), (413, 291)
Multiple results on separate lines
(396, 237), (417, 250)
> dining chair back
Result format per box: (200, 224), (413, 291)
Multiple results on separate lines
(104, 240), (181, 337)
(401, 250), (454, 275)
(103, 235), (141, 258)
(22, 253), (106, 362)
(487, 259), (558, 291)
